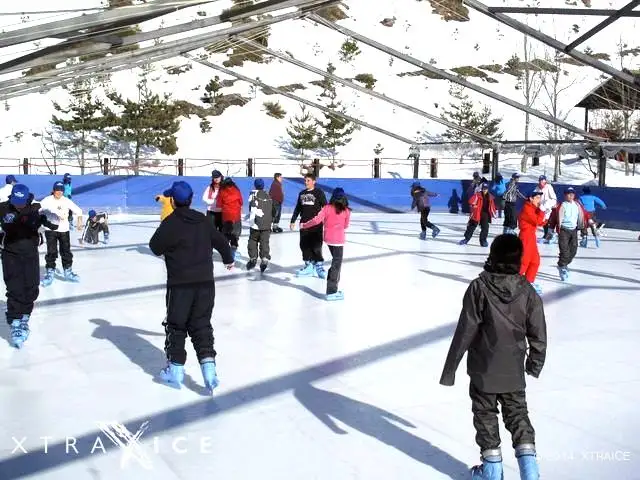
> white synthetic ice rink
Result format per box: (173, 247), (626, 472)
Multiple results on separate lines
(0, 212), (639, 480)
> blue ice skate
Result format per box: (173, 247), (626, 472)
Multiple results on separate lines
(231, 248), (238, 261)
(480, 240), (489, 247)
(296, 262), (315, 277)
(63, 268), (80, 282)
(103, 233), (110, 244)
(516, 445), (540, 480)
(580, 236), (588, 248)
(557, 266), (569, 282)
(459, 239), (468, 245)
(594, 236), (601, 248)
(200, 360), (219, 394)
(314, 262), (327, 279)
(419, 231), (427, 240)
(531, 282), (543, 295)
(432, 226), (441, 238)
(41, 268), (54, 287)
(160, 362), (184, 389)
(10, 315), (30, 349)
(470, 449), (504, 480)
(326, 291), (344, 301)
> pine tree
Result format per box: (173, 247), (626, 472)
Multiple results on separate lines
(203, 76), (223, 105)
(441, 85), (502, 142)
(286, 104), (320, 158)
(339, 38), (361, 63)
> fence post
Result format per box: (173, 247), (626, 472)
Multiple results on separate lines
(313, 158), (320, 178)
(412, 157), (419, 179)
(246, 158), (253, 177)
(430, 158), (438, 178)
(373, 157), (380, 178)
(22, 158), (29, 175)
(491, 147), (499, 179)
(102, 158), (109, 175)
(177, 158), (184, 176)
(532, 155), (540, 166)
(597, 147), (606, 187)
(482, 152), (491, 175)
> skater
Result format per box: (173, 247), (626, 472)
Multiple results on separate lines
(0, 184), (59, 348)
(536, 175), (557, 240)
(502, 173), (524, 234)
(0, 175), (17, 202)
(290, 173), (327, 277)
(268, 172), (284, 233)
(301, 187), (351, 301)
(39, 181), (83, 285)
(155, 192), (174, 221)
(149, 181), (234, 394)
(410, 181), (440, 239)
(555, 187), (585, 281)
(202, 169), (224, 232)
(448, 188), (461, 214)
(440, 234), (547, 480)
(81, 210), (109, 245)
(216, 177), (243, 260)
(246, 179), (272, 272)
(459, 183), (496, 247)
(62, 173), (74, 227)
(578, 187), (606, 248)
(490, 173), (506, 218)
(519, 190), (545, 294)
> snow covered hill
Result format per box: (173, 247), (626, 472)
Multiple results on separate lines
(0, 0), (639, 186)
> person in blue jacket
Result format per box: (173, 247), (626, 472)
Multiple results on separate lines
(578, 187), (606, 248)
(62, 173), (74, 227)
(490, 173), (506, 218)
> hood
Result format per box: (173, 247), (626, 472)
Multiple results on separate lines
(412, 186), (425, 196)
(173, 206), (205, 224)
(479, 271), (528, 304)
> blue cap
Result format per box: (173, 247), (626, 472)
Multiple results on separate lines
(564, 187), (575, 194)
(53, 181), (64, 192)
(9, 184), (29, 206)
(512, 172), (520, 178)
(481, 182), (489, 189)
(5, 175), (16, 184)
(539, 175), (547, 181)
(88, 210), (96, 218)
(163, 181), (193, 206)
(63, 173), (71, 183)
(254, 179), (264, 190)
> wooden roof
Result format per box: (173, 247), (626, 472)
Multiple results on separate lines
(575, 70), (640, 110)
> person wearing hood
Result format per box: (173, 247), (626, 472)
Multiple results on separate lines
(0, 184), (59, 348)
(246, 178), (273, 272)
(149, 181), (234, 394)
(440, 234), (547, 480)
(202, 169), (224, 232)
(410, 182), (441, 240)
(459, 183), (497, 247)
(518, 190), (546, 294)
(216, 177), (243, 260)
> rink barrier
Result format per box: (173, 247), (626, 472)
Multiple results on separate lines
(9, 175), (640, 230)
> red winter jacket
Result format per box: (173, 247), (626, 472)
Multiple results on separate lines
(216, 185), (243, 222)
(269, 180), (284, 204)
(519, 201), (545, 246)
(468, 192), (497, 222)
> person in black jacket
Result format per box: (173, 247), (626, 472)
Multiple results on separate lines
(0, 184), (58, 348)
(149, 181), (234, 394)
(410, 181), (441, 240)
(246, 178), (273, 272)
(290, 173), (327, 277)
(439, 234), (546, 480)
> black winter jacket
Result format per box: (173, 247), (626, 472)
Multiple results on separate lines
(0, 196), (58, 256)
(149, 206), (234, 286)
(439, 270), (547, 393)
(291, 187), (327, 224)
(248, 189), (273, 230)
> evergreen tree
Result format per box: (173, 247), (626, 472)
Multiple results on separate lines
(441, 85), (502, 142)
(203, 76), (223, 105)
(286, 104), (320, 158)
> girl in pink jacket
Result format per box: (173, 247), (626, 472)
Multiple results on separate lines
(301, 187), (351, 301)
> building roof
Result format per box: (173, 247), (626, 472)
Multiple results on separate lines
(575, 70), (640, 110)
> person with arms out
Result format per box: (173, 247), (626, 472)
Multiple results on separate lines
(149, 181), (234, 394)
(39, 181), (83, 286)
(81, 210), (109, 245)
(410, 181), (441, 240)
(246, 179), (273, 272)
(440, 234), (547, 480)
(0, 184), (59, 348)
(290, 173), (327, 277)
(0, 175), (17, 202)
(216, 177), (243, 261)
(578, 187), (606, 248)
(202, 170), (224, 231)
(459, 183), (496, 247)
(555, 187), (585, 282)
(268, 173), (284, 233)
(301, 187), (351, 301)
(518, 190), (546, 295)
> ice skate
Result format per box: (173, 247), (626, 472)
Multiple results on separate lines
(231, 248), (238, 261)
(200, 360), (219, 394)
(63, 268), (80, 282)
(159, 362), (184, 389)
(516, 445), (540, 480)
(326, 291), (344, 301)
(313, 262), (327, 279)
(432, 226), (441, 238)
(459, 239), (468, 245)
(480, 240), (488, 247)
(259, 259), (268, 273)
(579, 236), (588, 248)
(272, 225), (283, 233)
(531, 282), (543, 295)
(557, 266), (569, 282)
(9, 315), (30, 348)
(296, 262), (315, 277)
(103, 233), (109, 244)
(594, 236), (601, 248)
(470, 449), (504, 480)
(419, 231), (427, 240)
(246, 259), (257, 271)
(41, 268), (54, 287)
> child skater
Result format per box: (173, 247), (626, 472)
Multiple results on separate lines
(246, 179), (273, 272)
(0, 184), (59, 348)
(149, 181), (234, 394)
(81, 210), (109, 245)
(447, 188), (461, 214)
(216, 177), (243, 260)
(301, 187), (351, 301)
(440, 234), (547, 480)
(410, 182), (441, 240)
(519, 190), (545, 295)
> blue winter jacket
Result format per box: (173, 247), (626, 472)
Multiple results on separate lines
(491, 179), (506, 197)
(63, 183), (72, 199)
(579, 194), (606, 213)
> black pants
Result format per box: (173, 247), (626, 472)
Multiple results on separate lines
(469, 383), (535, 451)
(222, 221), (242, 248)
(247, 228), (271, 260)
(45, 230), (73, 270)
(207, 211), (223, 232)
(299, 224), (324, 262)
(2, 251), (40, 324)
(503, 201), (517, 230)
(558, 228), (578, 267)
(163, 284), (216, 365)
(464, 211), (490, 244)
(420, 207), (436, 231)
(272, 201), (282, 225)
(327, 245), (343, 294)
(83, 223), (109, 244)
(495, 196), (504, 217)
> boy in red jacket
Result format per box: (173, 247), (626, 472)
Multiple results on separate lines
(268, 173), (284, 233)
(459, 183), (497, 247)
(519, 190), (545, 295)
(216, 178), (243, 260)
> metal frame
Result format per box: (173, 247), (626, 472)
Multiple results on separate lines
(487, 7), (640, 17)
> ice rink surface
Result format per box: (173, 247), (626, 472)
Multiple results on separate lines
(0, 212), (638, 480)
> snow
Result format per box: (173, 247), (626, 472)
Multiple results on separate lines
(0, 0), (639, 185)
(0, 212), (639, 479)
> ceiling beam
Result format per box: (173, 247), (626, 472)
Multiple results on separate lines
(487, 7), (640, 16)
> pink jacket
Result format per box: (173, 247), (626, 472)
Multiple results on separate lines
(301, 204), (350, 246)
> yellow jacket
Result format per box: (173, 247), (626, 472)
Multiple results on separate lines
(155, 195), (174, 221)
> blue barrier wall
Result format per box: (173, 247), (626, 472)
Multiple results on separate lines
(7, 175), (640, 230)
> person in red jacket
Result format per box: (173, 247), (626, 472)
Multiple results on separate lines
(268, 173), (284, 233)
(459, 183), (497, 247)
(519, 190), (546, 294)
(216, 178), (243, 260)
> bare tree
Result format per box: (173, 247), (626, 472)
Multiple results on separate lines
(519, 33), (544, 172)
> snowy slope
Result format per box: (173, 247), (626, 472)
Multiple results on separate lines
(0, 0), (639, 185)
